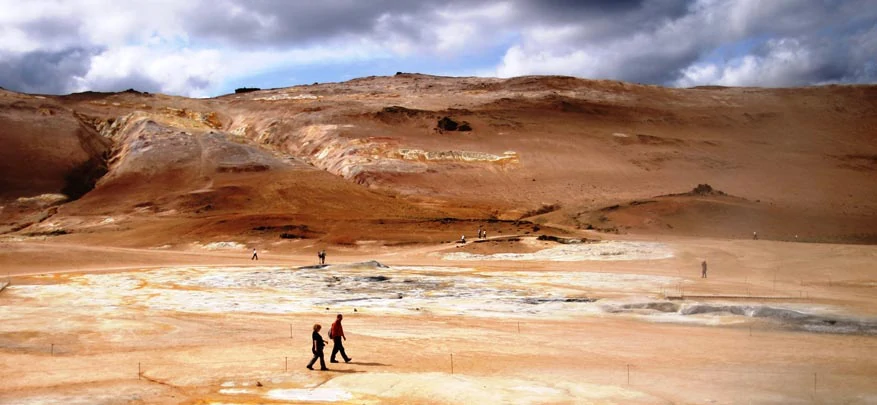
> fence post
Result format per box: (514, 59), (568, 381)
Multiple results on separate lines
(138, 362), (141, 379)
(450, 353), (454, 375)
(285, 357), (288, 372)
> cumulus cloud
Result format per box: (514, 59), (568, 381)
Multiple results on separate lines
(495, 0), (877, 86)
(0, 0), (873, 96)
(676, 24), (877, 88)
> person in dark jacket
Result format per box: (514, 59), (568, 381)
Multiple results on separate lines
(329, 314), (352, 363)
(307, 323), (329, 370)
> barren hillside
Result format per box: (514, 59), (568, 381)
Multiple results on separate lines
(1, 75), (876, 246)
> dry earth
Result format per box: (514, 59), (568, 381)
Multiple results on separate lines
(1, 74), (876, 404)
(1, 237), (876, 404)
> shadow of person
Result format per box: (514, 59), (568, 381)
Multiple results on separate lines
(346, 361), (391, 367)
(323, 368), (364, 374)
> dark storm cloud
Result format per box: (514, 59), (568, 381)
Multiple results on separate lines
(184, 0), (435, 47)
(182, 0), (691, 48)
(0, 46), (163, 95)
(515, 0), (692, 34)
(0, 48), (95, 94)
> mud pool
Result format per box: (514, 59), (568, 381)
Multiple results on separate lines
(4, 261), (874, 334)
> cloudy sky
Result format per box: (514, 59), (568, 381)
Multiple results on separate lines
(1, 0), (875, 97)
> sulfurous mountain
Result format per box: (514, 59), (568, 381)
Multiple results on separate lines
(1, 74), (876, 246)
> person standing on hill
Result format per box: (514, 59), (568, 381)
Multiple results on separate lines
(251, 248), (258, 260)
(329, 314), (352, 363)
(307, 324), (329, 370)
(701, 260), (708, 278)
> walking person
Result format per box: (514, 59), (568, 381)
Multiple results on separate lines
(320, 249), (326, 265)
(307, 324), (329, 370)
(251, 248), (258, 260)
(329, 314), (352, 363)
(701, 260), (708, 278)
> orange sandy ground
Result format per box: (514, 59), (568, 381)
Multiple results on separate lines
(1, 236), (876, 404)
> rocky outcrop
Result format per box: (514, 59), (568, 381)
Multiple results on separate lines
(395, 149), (519, 164)
(277, 124), (519, 185)
(436, 116), (472, 132)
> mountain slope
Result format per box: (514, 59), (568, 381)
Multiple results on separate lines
(1, 75), (875, 245)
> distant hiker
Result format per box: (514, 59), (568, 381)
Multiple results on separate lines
(753, 231), (758, 240)
(318, 249), (326, 265)
(482, 231), (487, 239)
(307, 324), (329, 370)
(460, 235), (466, 244)
(251, 249), (258, 260)
(477, 226), (483, 239)
(329, 314), (352, 363)
(701, 260), (708, 278)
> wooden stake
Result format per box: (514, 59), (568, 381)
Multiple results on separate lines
(138, 362), (141, 379)
(450, 354), (454, 375)
(285, 357), (288, 372)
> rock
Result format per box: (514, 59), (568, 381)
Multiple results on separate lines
(360, 275), (390, 282)
(356, 260), (390, 269)
(437, 116), (459, 131)
(688, 183), (726, 196)
(457, 121), (472, 131)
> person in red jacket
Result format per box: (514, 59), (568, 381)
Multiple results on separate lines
(328, 314), (352, 363)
